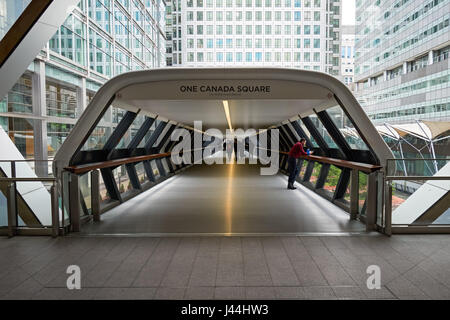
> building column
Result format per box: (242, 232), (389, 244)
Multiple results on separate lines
(428, 50), (434, 65)
(383, 70), (388, 81)
(403, 61), (408, 74)
(76, 77), (86, 118)
(32, 60), (48, 176)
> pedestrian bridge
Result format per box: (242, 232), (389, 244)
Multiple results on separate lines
(44, 68), (392, 235)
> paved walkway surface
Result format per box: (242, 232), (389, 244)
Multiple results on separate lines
(1, 234), (450, 300)
(81, 164), (365, 235)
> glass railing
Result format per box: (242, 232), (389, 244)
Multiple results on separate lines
(0, 0), (33, 43)
(0, 159), (58, 236)
(384, 158), (450, 234)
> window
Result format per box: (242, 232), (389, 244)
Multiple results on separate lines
(314, 25), (320, 35)
(313, 39), (320, 48)
(246, 52), (252, 61)
(304, 25), (310, 34)
(216, 38), (223, 48)
(314, 11), (320, 21)
(236, 52), (242, 61)
(255, 52), (262, 61)
(206, 39), (213, 48)
(284, 25), (291, 35)
(304, 52), (310, 62)
(294, 11), (301, 21)
(294, 0), (301, 7)
(216, 52), (224, 61)
(226, 52), (233, 62)
(313, 52), (320, 62)
(304, 38), (310, 48)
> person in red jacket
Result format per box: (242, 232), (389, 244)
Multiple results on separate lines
(287, 138), (313, 189)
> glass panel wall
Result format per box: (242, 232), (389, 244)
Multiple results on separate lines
(4, 74), (33, 114)
(116, 113), (146, 149)
(0, 0), (32, 41)
(358, 172), (368, 215)
(309, 162), (322, 185)
(323, 165), (342, 195)
(46, 81), (78, 118)
(306, 114), (339, 148)
(47, 123), (74, 158)
(326, 105), (369, 150)
(294, 119), (319, 147)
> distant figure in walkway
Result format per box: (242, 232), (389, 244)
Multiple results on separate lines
(287, 138), (313, 190)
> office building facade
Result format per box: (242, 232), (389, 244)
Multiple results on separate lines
(0, 0), (167, 160)
(354, 0), (450, 124)
(167, 0), (342, 75)
(341, 25), (355, 86)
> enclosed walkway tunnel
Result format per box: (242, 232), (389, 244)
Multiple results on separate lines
(53, 68), (392, 235)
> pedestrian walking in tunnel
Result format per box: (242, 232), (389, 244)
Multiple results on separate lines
(287, 138), (313, 190)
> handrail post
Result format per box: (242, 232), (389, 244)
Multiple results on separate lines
(6, 181), (17, 237)
(91, 170), (101, 222)
(350, 169), (359, 220)
(384, 180), (392, 236)
(50, 183), (59, 237)
(69, 173), (80, 232)
(366, 172), (377, 231)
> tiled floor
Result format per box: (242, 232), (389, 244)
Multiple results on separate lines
(1, 234), (450, 300)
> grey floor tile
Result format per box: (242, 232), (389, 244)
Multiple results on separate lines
(274, 287), (306, 300)
(332, 286), (367, 300)
(303, 286), (336, 300)
(214, 287), (246, 300)
(185, 287), (215, 299)
(154, 287), (186, 300)
(385, 276), (428, 298)
(245, 287), (277, 299)
(94, 287), (156, 300)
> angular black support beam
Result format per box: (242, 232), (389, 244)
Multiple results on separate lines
(333, 94), (379, 165)
(165, 157), (175, 173)
(70, 95), (116, 166)
(301, 117), (330, 156)
(277, 127), (290, 151)
(143, 160), (156, 182)
(156, 124), (176, 152)
(316, 110), (353, 160)
(156, 158), (167, 177)
(334, 168), (351, 200)
(127, 116), (156, 149)
(281, 153), (288, 170)
(125, 163), (141, 190)
(126, 117), (157, 188)
(281, 124), (298, 144)
(303, 161), (315, 182)
(144, 121), (167, 150)
(290, 120), (314, 150)
(100, 167), (122, 202)
(316, 163), (330, 189)
(103, 111), (138, 152)
(278, 126), (292, 148)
